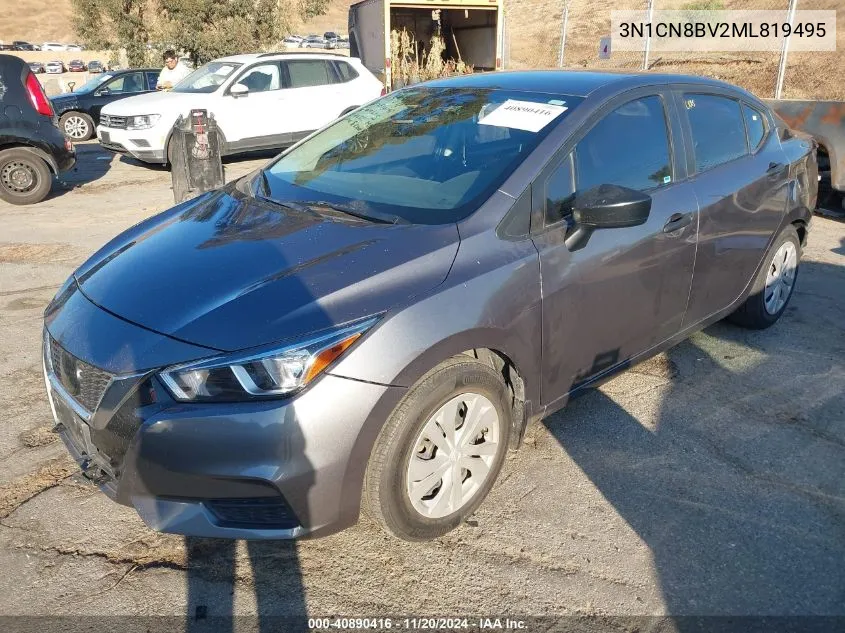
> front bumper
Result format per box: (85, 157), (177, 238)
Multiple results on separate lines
(96, 124), (166, 164)
(43, 288), (404, 539)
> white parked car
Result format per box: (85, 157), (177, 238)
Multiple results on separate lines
(45, 61), (65, 74)
(42, 42), (66, 51)
(96, 52), (383, 164)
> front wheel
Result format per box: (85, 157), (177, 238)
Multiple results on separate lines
(60, 112), (94, 141)
(364, 356), (512, 541)
(0, 148), (53, 205)
(727, 225), (801, 329)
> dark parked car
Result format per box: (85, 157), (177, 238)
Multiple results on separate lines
(87, 60), (105, 73)
(13, 41), (36, 51)
(0, 54), (75, 204)
(28, 61), (45, 74)
(68, 59), (86, 72)
(50, 68), (160, 141)
(43, 71), (815, 540)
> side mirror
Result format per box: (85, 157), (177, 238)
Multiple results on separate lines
(96, 87), (110, 96)
(230, 83), (249, 97)
(566, 184), (651, 251)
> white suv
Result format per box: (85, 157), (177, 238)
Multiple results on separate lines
(96, 52), (383, 164)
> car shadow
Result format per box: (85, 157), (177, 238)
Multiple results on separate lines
(50, 141), (113, 197)
(539, 259), (845, 621)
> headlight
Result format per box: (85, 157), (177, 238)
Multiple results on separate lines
(126, 114), (160, 130)
(159, 317), (378, 402)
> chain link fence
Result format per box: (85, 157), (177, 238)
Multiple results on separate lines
(503, 0), (843, 100)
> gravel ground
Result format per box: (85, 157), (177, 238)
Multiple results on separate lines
(0, 143), (843, 628)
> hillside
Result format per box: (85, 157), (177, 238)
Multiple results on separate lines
(2, 0), (842, 99)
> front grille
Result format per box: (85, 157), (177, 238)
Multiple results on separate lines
(48, 335), (113, 413)
(205, 497), (300, 529)
(101, 114), (127, 129)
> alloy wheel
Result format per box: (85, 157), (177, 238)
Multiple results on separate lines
(64, 116), (89, 140)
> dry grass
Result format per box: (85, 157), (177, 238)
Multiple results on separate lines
(1, 0), (842, 99)
(0, 457), (76, 519)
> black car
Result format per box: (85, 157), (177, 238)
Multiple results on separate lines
(0, 55), (75, 205)
(13, 41), (36, 51)
(51, 68), (160, 141)
(29, 61), (45, 74)
(87, 60), (105, 73)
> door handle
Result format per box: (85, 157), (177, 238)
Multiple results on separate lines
(663, 212), (693, 234)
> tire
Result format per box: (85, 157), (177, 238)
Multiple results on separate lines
(364, 356), (512, 541)
(60, 111), (94, 141)
(0, 148), (53, 205)
(727, 225), (801, 329)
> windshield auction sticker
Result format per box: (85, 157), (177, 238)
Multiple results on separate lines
(479, 100), (568, 133)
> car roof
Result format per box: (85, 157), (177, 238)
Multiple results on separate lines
(424, 70), (744, 97)
(216, 52), (352, 63)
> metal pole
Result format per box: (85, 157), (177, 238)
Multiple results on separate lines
(558, 1), (569, 68)
(775, 0), (799, 99)
(642, 0), (655, 70)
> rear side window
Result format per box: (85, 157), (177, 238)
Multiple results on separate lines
(331, 61), (359, 83)
(576, 95), (672, 192)
(742, 103), (767, 150)
(684, 94), (748, 172)
(284, 60), (332, 88)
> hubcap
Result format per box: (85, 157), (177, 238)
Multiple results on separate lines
(64, 116), (89, 139)
(1, 161), (37, 193)
(406, 392), (500, 519)
(764, 241), (797, 315)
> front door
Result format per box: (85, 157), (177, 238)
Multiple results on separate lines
(92, 71), (147, 121)
(214, 61), (287, 149)
(532, 90), (699, 407)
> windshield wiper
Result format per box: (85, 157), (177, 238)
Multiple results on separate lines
(303, 201), (408, 225)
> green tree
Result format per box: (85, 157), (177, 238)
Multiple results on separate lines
(71, 0), (154, 67)
(156, 0), (331, 65)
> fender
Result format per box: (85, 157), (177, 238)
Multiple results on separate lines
(0, 142), (59, 174)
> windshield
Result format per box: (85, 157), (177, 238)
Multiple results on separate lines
(262, 87), (583, 224)
(171, 61), (242, 93)
(74, 72), (113, 92)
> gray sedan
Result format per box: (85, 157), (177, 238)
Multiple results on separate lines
(43, 71), (816, 541)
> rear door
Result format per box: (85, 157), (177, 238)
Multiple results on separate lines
(532, 88), (699, 406)
(677, 89), (790, 326)
(279, 59), (341, 133)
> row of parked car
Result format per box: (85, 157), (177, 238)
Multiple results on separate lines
(283, 32), (351, 49)
(0, 51), (383, 203)
(0, 40), (84, 51)
(29, 60), (107, 74)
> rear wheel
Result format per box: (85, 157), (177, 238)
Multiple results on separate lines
(727, 225), (801, 329)
(0, 148), (52, 205)
(60, 112), (94, 141)
(364, 357), (512, 541)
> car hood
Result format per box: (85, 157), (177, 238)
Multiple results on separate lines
(102, 91), (202, 116)
(73, 185), (460, 352)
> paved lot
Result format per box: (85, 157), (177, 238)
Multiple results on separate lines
(0, 143), (843, 625)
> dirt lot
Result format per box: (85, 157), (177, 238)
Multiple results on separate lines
(0, 143), (843, 626)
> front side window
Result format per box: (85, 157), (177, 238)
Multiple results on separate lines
(172, 62), (242, 93)
(234, 63), (282, 93)
(576, 95), (672, 193)
(106, 72), (145, 94)
(545, 153), (575, 225)
(262, 88), (584, 224)
(684, 93), (748, 172)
